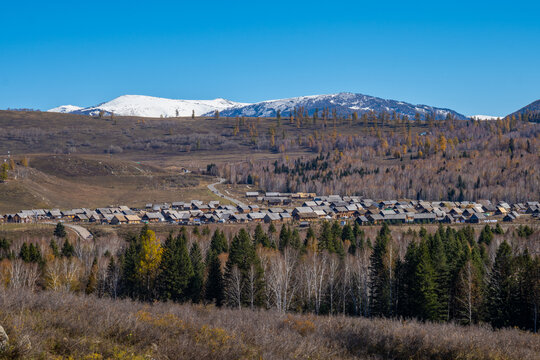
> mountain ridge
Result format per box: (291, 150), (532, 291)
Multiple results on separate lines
(49, 92), (468, 119)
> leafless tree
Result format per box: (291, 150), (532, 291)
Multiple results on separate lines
(225, 265), (243, 309)
(264, 247), (298, 312)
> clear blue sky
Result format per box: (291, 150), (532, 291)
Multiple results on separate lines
(1, 0), (539, 116)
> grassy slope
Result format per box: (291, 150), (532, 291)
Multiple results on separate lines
(0, 154), (228, 212)
(0, 110), (426, 212)
(0, 289), (538, 360)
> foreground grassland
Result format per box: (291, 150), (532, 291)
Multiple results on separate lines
(0, 289), (538, 360)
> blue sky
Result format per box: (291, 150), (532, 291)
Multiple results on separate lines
(1, 1), (539, 116)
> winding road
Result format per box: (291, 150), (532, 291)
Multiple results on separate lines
(207, 178), (247, 207)
(44, 222), (93, 240)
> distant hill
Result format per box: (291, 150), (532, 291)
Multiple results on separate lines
(49, 95), (248, 118)
(508, 99), (540, 122)
(48, 105), (83, 113)
(48, 92), (468, 120)
(217, 92), (468, 120)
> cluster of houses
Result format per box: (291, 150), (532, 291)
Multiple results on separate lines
(282, 196), (539, 225)
(1, 196), (539, 226)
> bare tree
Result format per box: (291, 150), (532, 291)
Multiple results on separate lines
(225, 265), (243, 309)
(264, 247), (298, 312)
(351, 248), (371, 316)
(326, 252), (340, 314)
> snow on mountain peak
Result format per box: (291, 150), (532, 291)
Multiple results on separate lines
(47, 105), (84, 113)
(470, 115), (502, 120)
(50, 95), (250, 118)
(47, 92), (468, 120)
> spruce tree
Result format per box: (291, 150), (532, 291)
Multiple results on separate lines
(189, 242), (205, 303)
(208, 229), (228, 261)
(156, 232), (193, 302)
(49, 239), (60, 258)
(428, 232), (449, 320)
(61, 239), (75, 258)
(414, 240), (440, 321)
(0, 238), (11, 260)
(512, 250), (538, 331)
(478, 225), (494, 246)
(224, 229), (264, 307)
(279, 225), (290, 251)
(205, 250), (224, 306)
(319, 221), (334, 252)
(290, 228), (302, 250)
(120, 233), (142, 299)
(86, 257), (99, 295)
(254, 224), (270, 248)
(106, 257), (121, 299)
(486, 241), (515, 328)
(369, 223), (393, 317)
(28, 243), (42, 263)
(54, 222), (67, 238)
(396, 241), (419, 318)
(19, 243), (30, 262)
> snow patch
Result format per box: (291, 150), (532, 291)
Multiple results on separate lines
(470, 115), (502, 120)
(48, 105), (84, 113)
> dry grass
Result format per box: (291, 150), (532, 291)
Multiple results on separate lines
(0, 154), (229, 212)
(0, 289), (538, 360)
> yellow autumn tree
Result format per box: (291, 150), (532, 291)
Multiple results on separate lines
(439, 135), (447, 152)
(137, 228), (163, 294)
(381, 138), (389, 151)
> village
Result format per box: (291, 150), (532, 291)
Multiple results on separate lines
(2, 190), (539, 227)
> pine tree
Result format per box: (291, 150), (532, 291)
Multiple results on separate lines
(414, 240), (440, 321)
(54, 222), (67, 238)
(208, 229), (228, 261)
(106, 257), (121, 299)
(86, 257), (98, 295)
(396, 241), (419, 318)
(279, 225), (290, 251)
(319, 221), (334, 252)
(156, 232), (193, 302)
(189, 242), (205, 303)
(478, 225), (494, 246)
(254, 224), (270, 248)
(120, 233), (141, 299)
(19, 242), (30, 262)
(512, 250), (538, 331)
(224, 229), (264, 307)
(486, 241), (515, 328)
(0, 238), (11, 260)
(28, 243), (42, 263)
(370, 224), (393, 317)
(428, 232), (449, 320)
(290, 228), (302, 250)
(205, 250), (224, 306)
(61, 239), (75, 258)
(49, 239), (60, 258)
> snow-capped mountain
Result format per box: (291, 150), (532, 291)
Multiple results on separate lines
(214, 93), (467, 120)
(50, 95), (248, 118)
(47, 105), (84, 113)
(470, 115), (501, 120)
(48, 92), (467, 120)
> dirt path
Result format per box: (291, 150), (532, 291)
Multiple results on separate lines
(207, 178), (247, 207)
(44, 222), (93, 240)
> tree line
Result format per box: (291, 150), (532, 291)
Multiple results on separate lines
(0, 222), (537, 332)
